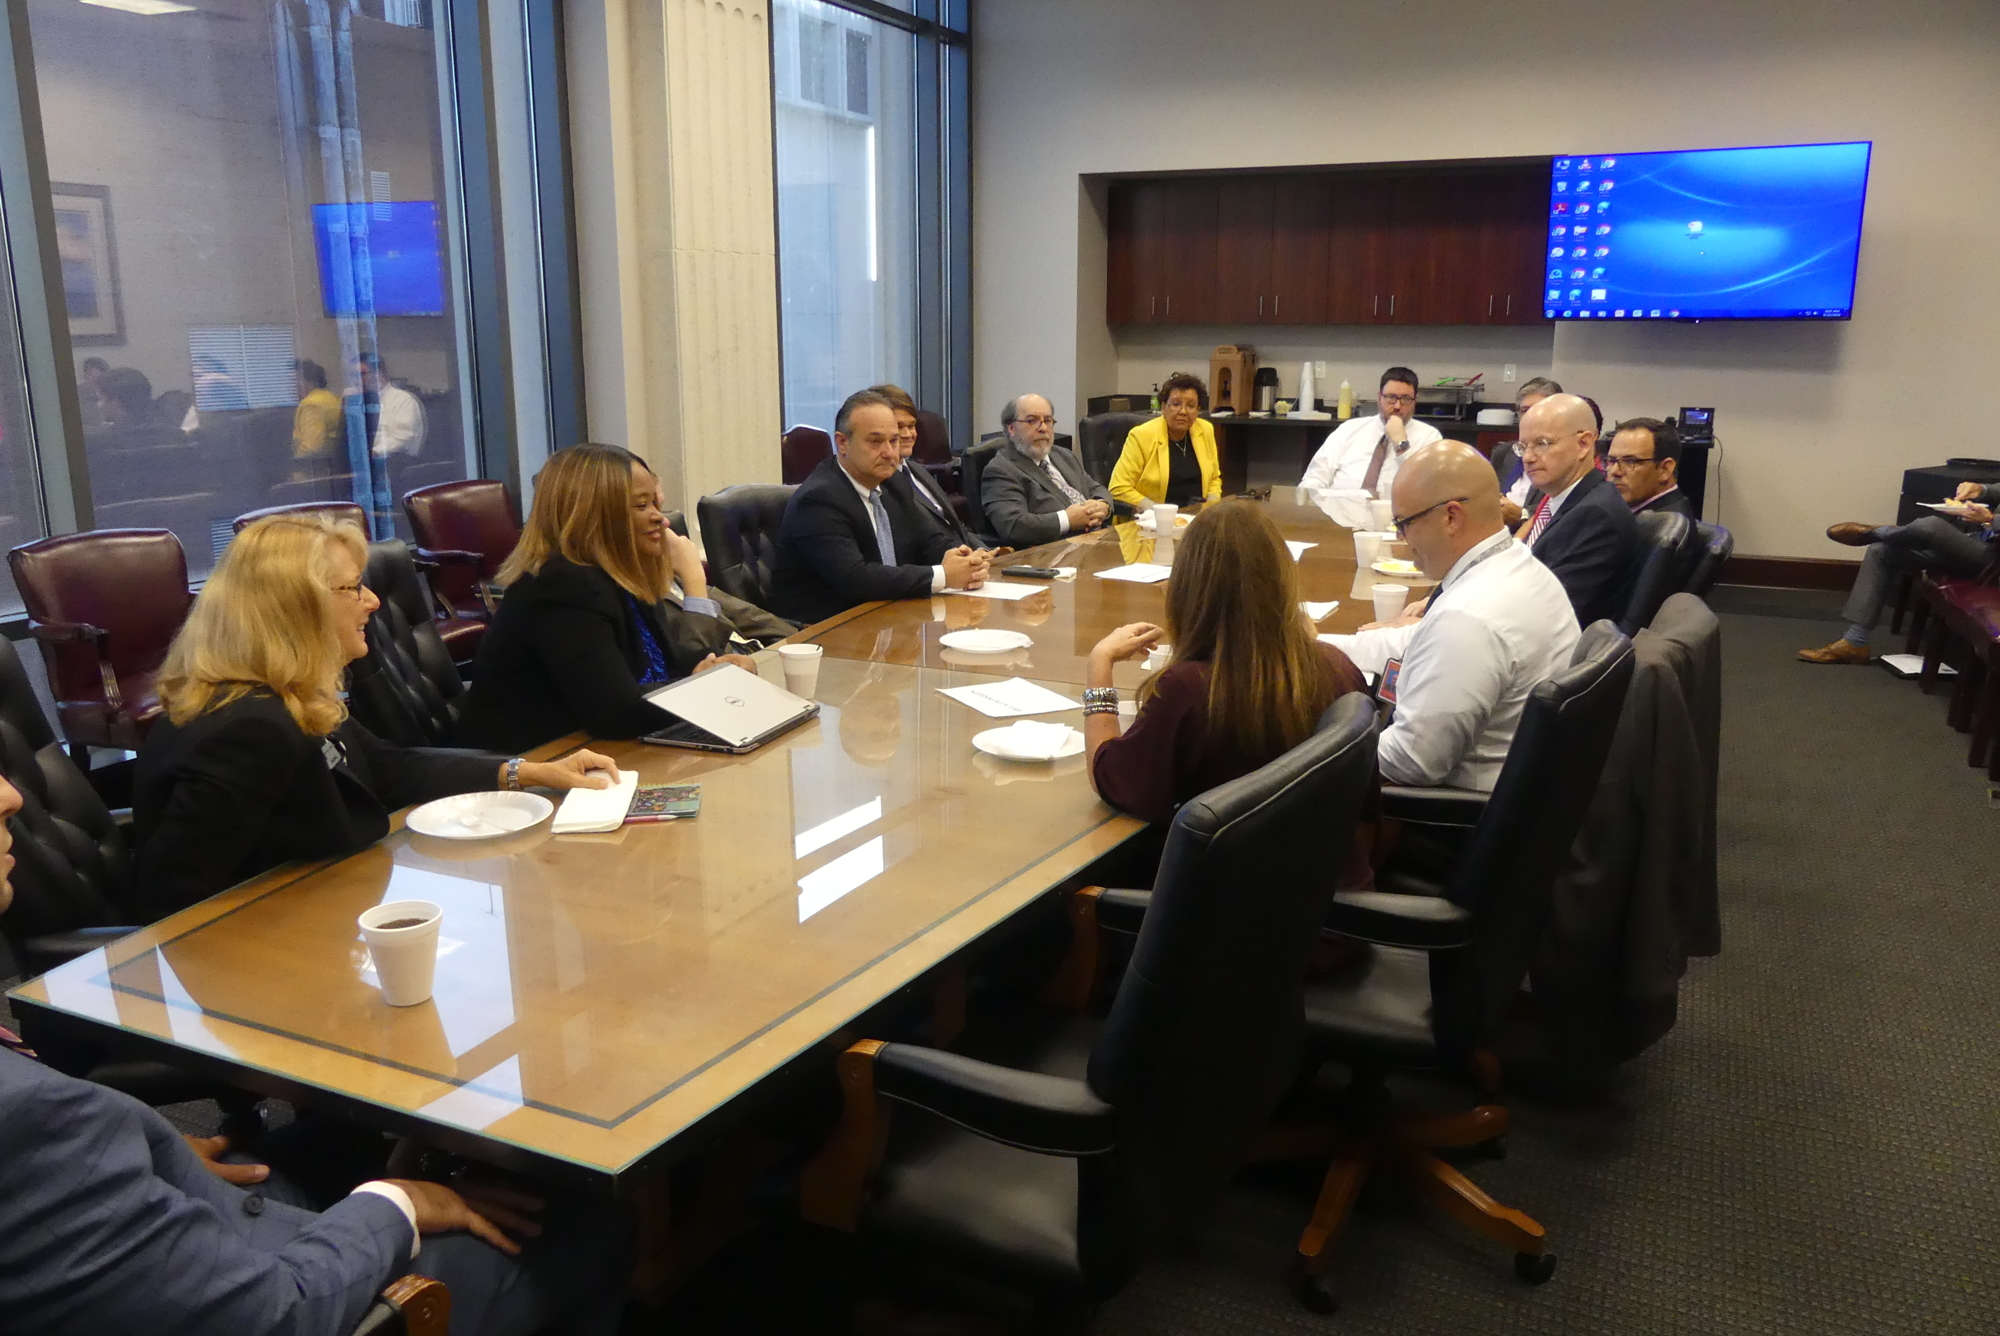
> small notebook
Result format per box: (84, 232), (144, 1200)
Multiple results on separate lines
(629, 784), (702, 822)
(551, 769), (639, 834)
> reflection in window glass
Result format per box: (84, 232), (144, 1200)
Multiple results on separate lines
(29, 0), (476, 572)
(773, 0), (917, 432)
(0, 195), (43, 608)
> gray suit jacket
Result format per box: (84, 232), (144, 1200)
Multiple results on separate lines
(0, 1048), (412, 1335)
(979, 441), (1111, 548)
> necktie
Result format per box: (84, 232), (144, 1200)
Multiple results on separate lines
(1044, 455), (1087, 507)
(1526, 497), (1553, 546)
(867, 488), (897, 565)
(1361, 430), (1393, 495)
(906, 464), (947, 517)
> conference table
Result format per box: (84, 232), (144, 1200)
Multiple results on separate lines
(7, 495), (1423, 1191)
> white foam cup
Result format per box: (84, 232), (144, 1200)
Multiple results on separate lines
(1369, 498), (1395, 530)
(1352, 531), (1382, 567)
(1151, 502), (1178, 533)
(359, 900), (443, 1007)
(778, 643), (823, 697)
(1372, 583), (1410, 624)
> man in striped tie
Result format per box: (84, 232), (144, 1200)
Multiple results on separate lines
(1514, 393), (1640, 627)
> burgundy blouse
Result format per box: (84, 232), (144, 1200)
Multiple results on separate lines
(1091, 643), (1367, 824)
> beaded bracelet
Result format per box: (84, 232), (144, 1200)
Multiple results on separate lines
(1082, 702), (1120, 717)
(1081, 686), (1119, 707)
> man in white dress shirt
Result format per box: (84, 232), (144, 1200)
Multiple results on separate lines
(1298, 366), (1443, 501)
(1324, 441), (1578, 790)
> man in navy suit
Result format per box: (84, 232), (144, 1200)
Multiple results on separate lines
(869, 382), (974, 551)
(0, 769), (632, 1336)
(1517, 393), (1641, 627)
(768, 389), (993, 625)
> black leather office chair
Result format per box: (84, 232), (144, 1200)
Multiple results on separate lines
(1285, 623), (1635, 1311)
(1617, 511), (1699, 634)
(696, 484), (795, 612)
(956, 437), (1009, 545)
(800, 695), (1379, 1327)
(1075, 412), (1150, 487)
(345, 541), (464, 748)
(1685, 521), (1734, 597)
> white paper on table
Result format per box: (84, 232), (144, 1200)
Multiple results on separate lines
(1287, 541), (1317, 561)
(1302, 600), (1340, 622)
(940, 580), (1046, 601)
(1094, 564), (1173, 584)
(986, 720), (1077, 760)
(938, 677), (1080, 719)
(552, 768), (639, 834)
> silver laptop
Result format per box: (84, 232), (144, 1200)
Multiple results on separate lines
(639, 663), (819, 754)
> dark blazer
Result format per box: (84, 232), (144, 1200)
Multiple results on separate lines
(979, 441), (1112, 548)
(890, 459), (971, 550)
(0, 1047), (412, 1336)
(133, 693), (499, 919)
(1527, 468), (1642, 627)
(767, 457), (949, 625)
(1633, 487), (1696, 521)
(457, 556), (756, 753)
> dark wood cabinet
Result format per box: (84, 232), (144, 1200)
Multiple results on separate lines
(1107, 161), (1551, 328)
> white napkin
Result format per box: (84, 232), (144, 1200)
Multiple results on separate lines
(1302, 600), (1340, 622)
(1286, 541), (1317, 561)
(987, 720), (1077, 760)
(552, 769), (639, 834)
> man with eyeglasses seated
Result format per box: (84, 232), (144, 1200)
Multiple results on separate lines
(980, 393), (1112, 548)
(1298, 366), (1443, 502)
(1605, 417), (1695, 520)
(1322, 442), (1578, 789)
(1514, 392), (1640, 627)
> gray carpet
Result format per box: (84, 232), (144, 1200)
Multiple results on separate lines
(1092, 610), (2000, 1335)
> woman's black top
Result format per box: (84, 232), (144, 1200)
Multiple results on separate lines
(455, 556), (734, 754)
(132, 692), (500, 920)
(1163, 435), (1203, 506)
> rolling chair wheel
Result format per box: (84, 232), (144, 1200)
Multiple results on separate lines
(1514, 1251), (1558, 1285)
(1291, 1259), (1341, 1314)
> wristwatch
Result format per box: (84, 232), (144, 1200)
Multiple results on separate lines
(504, 758), (524, 791)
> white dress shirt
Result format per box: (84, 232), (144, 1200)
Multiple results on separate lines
(844, 467), (946, 591)
(1299, 414), (1444, 497)
(1325, 530), (1579, 790)
(371, 382), (428, 457)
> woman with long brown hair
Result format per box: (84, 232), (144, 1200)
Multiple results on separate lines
(457, 443), (788, 752)
(1085, 498), (1365, 822)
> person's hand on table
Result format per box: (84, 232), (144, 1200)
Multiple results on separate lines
(384, 1178), (541, 1257)
(185, 1134), (269, 1187)
(693, 652), (759, 675)
(943, 546), (989, 590)
(1395, 595), (1429, 626)
(1064, 502), (1101, 532)
(1088, 622), (1164, 683)
(514, 748), (617, 791)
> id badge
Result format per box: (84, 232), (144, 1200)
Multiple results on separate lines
(1378, 657), (1402, 707)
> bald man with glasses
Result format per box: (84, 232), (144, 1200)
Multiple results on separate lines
(1514, 393), (1641, 627)
(1322, 442), (1578, 789)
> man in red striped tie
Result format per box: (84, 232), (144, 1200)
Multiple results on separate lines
(1514, 393), (1641, 627)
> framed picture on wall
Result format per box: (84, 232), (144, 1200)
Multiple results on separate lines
(50, 183), (124, 346)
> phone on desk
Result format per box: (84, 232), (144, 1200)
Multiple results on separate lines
(1001, 565), (1062, 579)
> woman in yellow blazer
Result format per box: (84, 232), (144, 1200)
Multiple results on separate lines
(1108, 370), (1224, 508)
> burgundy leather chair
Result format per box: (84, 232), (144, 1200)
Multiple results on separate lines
(402, 480), (523, 668)
(232, 500), (368, 534)
(9, 530), (193, 761)
(781, 424), (833, 485)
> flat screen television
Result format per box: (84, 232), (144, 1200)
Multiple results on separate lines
(311, 200), (446, 318)
(1542, 141), (1871, 322)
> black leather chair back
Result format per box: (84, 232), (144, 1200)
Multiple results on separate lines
(696, 484), (796, 612)
(1686, 522), (1734, 597)
(347, 541), (464, 748)
(957, 438), (1009, 540)
(1428, 623), (1634, 1058)
(1087, 694), (1378, 1268)
(1076, 413), (1151, 487)
(782, 425), (833, 485)
(1617, 511), (1697, 634)
(0, 716), (128, 957)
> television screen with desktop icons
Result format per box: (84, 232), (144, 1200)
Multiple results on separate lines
(1543, 141), (1872, 322)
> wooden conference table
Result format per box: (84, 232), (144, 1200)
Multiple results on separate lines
(8, 496), (1423, 1190)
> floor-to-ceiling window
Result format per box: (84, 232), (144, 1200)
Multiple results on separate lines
(771, 0), (967, 438)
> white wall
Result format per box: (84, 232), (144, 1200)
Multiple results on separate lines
(971, 0), (2000, 558)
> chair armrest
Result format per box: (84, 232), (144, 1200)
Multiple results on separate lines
(1094, 887), (1152, 933)
(414, 547), (482, 567)
(21, 926), (140, 974)
(874, 1042), (1116, 1157)
(351, 1274), (451, 1336)
(1379, 785), (1490, 827)
(1041, 885), (1156, 1012)
(25, 621), (122, 715)
(1326, 891), (1473, 950)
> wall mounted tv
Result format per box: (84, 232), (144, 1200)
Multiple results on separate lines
(1542, 141), (1871, 322)
(311, 200), (446, 318)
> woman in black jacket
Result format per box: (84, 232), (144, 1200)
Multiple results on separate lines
(456, 444), (785, 753)
(133, 513), (614, 920)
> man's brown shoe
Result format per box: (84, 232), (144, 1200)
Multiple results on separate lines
(1798, 638), (1872, 664)
(1826, 522), (1877, 547)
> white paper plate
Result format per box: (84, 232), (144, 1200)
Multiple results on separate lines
(1372, 559), (1422, 577)
(940, 629), (1034, 653)
(406, 790), (555, 840)
(972, 725), (1084, 762)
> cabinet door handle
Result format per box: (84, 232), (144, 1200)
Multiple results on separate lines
(1258, 295), (1264, 315)
(1389, 294), (1396, 316)
(1373, 294), (1379, 316)
(1506, 294), (1512, 316)
(1151, 296), (1157, 317)
(1165, 296), (1171, 316)
(1272, 294), (1278, 316)
(1488, 295), (1495, 316)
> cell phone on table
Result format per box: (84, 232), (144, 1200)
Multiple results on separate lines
(1001, 565), (1061, 579)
